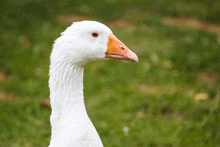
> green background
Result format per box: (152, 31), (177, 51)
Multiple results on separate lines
(0, 0), (220, 146)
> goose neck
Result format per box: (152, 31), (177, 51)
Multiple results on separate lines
(49, 61), (85, 116)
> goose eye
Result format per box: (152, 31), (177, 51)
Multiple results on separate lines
(92, 32), (99, 37)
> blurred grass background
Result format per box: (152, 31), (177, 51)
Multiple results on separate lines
(0, 0), (220, 146)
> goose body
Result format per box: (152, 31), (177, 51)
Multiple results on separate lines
(48, 21), (138, 147)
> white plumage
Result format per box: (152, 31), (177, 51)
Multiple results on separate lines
(48, 21), (138, 147)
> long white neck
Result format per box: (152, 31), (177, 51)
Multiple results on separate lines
(48, 60), (103, 147)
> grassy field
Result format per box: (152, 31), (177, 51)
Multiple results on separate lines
(1, 1), (220, 146)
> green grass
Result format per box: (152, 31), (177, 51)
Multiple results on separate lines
(0, 16), (220, 147)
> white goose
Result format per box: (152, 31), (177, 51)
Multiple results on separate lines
(48, 21), (138, 147)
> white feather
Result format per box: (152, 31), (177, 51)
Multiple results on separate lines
(49, 21), (113, 147)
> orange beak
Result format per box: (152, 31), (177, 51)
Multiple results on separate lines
(105, 33), (138, 62)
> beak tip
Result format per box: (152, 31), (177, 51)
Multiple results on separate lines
(131, 52), (138, 62)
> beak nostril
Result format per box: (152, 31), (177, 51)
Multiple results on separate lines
(120, 46), (125, 50)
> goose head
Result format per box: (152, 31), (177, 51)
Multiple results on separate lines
(51, 21), (138, 66)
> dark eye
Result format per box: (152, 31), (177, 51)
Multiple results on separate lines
(92, 32), (99, 37)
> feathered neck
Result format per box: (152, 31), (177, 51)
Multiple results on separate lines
(48, 60), (103, 147)
(49, 60), (84, 112)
